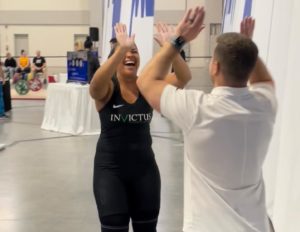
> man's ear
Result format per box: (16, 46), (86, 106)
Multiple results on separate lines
(211, 59), (220, 76)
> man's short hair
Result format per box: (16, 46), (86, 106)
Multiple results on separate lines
(214, 32), (258, 83)
(84, 37), (93, 49)
(109, 38), (117, 44)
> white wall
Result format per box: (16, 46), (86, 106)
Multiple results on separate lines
(0, 0), (91, 73)
(155, 0), (186, 10)
(0, 0), (88, 11)
(185, 0), (222, 68)
(0, 25), (88, 68)
(253, 0), (300, 232)
(0, 0), (221, 82)
(258, 0), (300, 231)
(251, 0), (293, 220)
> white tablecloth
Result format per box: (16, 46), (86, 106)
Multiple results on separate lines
(41, 83), (100, 135)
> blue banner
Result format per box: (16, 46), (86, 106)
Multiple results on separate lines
(243, 0), (253, 18)
(67, 51), (88, 83)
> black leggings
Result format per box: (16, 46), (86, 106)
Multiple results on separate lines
(93, 150), (161, 232)
(101, 211), (159, 232)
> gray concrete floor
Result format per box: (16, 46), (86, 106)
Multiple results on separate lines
(0, 100), (184, 232)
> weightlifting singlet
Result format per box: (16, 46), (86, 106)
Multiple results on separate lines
(93, 77), (161, 218)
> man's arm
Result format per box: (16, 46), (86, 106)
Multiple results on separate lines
(137, 6), (205, 112)
(240, 17), (274, 85)
(153, 23), (191, 88)
(249, 57), (273, 85)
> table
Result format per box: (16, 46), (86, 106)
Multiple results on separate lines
(41, 83), (100, 135)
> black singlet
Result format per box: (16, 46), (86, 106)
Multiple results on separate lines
(97, 77), (153, 153)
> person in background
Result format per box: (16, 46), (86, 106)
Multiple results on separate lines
(4, 52), (17, 71)
(74, 41), (80, 51)
(74, 41), (84, 52)
(84, 36), (100, 83)
(32, 50), (47, 77)
(108, 37), (118, 58)
(109, 37), (118, 49)
(137, 6), (276, 232)
(16, 50), (31, 75)
(2, 53), (15, 113)
(0, 62), (6, 119)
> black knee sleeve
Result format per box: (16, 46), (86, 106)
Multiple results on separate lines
(100, 214), (130, 232)
(131, 210), (159, 232)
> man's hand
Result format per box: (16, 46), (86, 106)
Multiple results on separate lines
(154, 23), (176, 47)
(240, 17), (255, 39)
(241, 17), (274, 86)
(114, 23), (135, 49)
(175, 6), (205, 42)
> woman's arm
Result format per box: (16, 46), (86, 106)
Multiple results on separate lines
(89, 23), (136, 110)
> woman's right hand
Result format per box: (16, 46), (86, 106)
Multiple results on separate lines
(154, 22), (176, 47)
(114, 23), (135, 49)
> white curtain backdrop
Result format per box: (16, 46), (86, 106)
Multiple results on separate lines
(268, 1), (300, 231)
(101, 0), (154, 72)
(223, 0), (300, 231)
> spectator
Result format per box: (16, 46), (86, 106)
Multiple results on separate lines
(2, 53), (15, 113)
(108, 37), (118, 58)
(84, 36), (100, 83)
(4, 52), (17, 69)
(16, 50), (31, 75)
(32, 50), (47, 76)
(74, 41), (84, 51)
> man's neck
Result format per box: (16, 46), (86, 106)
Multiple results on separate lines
(213, 76), (247, 88)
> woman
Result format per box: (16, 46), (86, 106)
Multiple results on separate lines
(89, 23), (191, 232)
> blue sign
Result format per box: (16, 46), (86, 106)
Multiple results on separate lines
(67, 51), (88, 83)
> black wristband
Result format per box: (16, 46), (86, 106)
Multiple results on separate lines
(170, 36), (186, 52)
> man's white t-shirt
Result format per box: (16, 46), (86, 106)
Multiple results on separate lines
(160, 83), (277, 232)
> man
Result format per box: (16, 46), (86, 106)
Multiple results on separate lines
(138, 6), (276, 232)
(4, 52), (17, 70)
(84, 37), (100, 83)
(32, 50), (46, 75)
(109, 37), (117, 50)
(107, 37), (118, 58)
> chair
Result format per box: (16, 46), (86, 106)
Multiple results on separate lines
(47, 76), (56, 83)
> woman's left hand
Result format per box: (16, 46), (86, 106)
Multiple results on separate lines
(114, 23), (135, 50)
